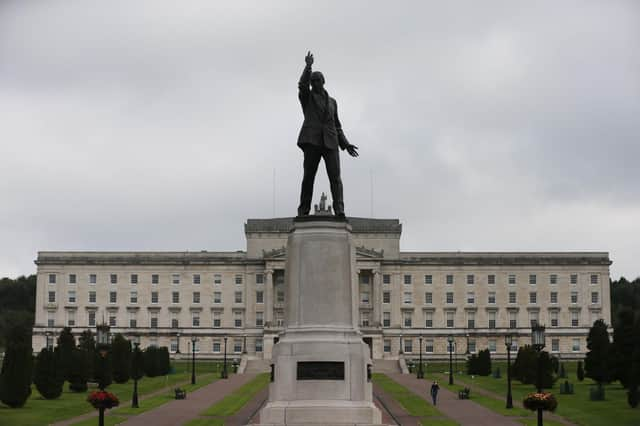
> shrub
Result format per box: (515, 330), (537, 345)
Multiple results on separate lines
(56, 327), (76, 382)
(512, 346), (555, 388)
(111, 334), (132, 383)
(94, 347), (112, 390)
(34, 347), (63, 399)
(143, 346), (170, 377)
(559, 363), (567, 378)
(69, 348), (89, 392)
(0, 325), (33, 408)
(577, 361), (585, 382)
(158, 347), (170, 375)
(589, 385), (606, 401)
(559, 380), (574, 395)
(493, 367), (501, 379)
(628, 384), (639, 408)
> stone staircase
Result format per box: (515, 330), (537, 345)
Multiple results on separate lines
(244, 358), (271, 374)
(372, 359), (402, 374)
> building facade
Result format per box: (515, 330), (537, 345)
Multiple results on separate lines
(32, 215), (612, 361)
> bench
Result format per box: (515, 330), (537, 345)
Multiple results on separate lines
(174, 388), (187, 400)
(458, 387), (471, 400)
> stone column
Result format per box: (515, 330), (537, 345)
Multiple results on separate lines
(372, 269), (381, 327)
(265, 269), (274, 326)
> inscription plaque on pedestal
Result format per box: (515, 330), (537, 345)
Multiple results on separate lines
(296, 361), (345, 380)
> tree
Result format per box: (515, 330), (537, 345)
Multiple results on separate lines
(585, 319), (612, 390)
(158, 347), (170, 376)
(56, 327), (76, 382)
(577, 360), (585, 382)
(477, 349), (492, 376)
(111, 334), (132, 383)
(612, 309), (637, 388)
(0, 275), (36, 350)
(512, 345), (555, 388)
(68, 348), (89, 392)
(0, 324), (33, 408)
(34, 347), (63, 399)
(78, 329), (96, 380)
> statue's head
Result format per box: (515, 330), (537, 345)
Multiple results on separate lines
(310, 71), (325, 92)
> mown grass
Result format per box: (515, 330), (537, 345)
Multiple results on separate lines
(194, 373), (269, 423)
(373, 373), (442, 417)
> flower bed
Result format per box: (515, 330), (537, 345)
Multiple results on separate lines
(523, 392), (558, 412)
(87, 390), (120, 410)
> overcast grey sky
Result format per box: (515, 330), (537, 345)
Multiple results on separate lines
(1, 1), (638, 280)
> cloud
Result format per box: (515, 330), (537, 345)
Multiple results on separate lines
(1, 0), (639, 280)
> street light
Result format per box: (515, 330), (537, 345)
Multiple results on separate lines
(447, 334), (454, 385)
(176, 331), (181, 355)
(95, 323), (111, 426)
(505, 334), (513, 409)
(190, 336), (198, 385)
(417, 335), (424, 379)
(531, 324), (546, 426)
(131, 341), (142, 408)
(243, 334), (247, 354)
(45, 331), (53, 349)
(221, 336), (228, 379)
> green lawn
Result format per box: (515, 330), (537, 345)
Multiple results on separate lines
(373, 373), (441, 417)
(0, 361), (226, 426)
(198, 373), (269, 417)
(429, 361), (640, 426)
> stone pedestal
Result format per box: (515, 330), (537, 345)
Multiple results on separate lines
(259, 218), (382, 425)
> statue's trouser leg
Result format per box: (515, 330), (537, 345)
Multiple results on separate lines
(323, 148), (344, 215)
(298, 145), (322, 215)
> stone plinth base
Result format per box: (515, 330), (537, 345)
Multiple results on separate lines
(259, 399), (382, 425)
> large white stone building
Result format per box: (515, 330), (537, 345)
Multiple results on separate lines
(32, 213), (611, 362)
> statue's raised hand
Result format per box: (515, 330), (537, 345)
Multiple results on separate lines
(305, 51), (314, 66)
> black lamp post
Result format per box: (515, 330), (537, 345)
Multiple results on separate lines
(243, 334), (247, 354)
(190, 336), (198, 385)
(531, 324), (546, 426)
(95, 323), (111, 426)
(131, 341), (142, 408)
(399, 334), (403, 355)
(417, 334), (424, 379)
(465, 332), (470, 356)
(221, 336), (228, 379)
(447, 334), (454, 385)
(505, 334), (513, 409)
(176, 331), (181, 355)
(45, 331), (53, 349)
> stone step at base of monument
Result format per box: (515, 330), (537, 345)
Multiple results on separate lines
(254, 423), (391, 426)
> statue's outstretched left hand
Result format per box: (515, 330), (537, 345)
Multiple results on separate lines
(346, 144), (359, 157)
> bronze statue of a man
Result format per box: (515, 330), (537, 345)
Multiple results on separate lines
(296, 51), (358, 218)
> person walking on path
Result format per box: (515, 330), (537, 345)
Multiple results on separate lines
(430, 381), (440, 405)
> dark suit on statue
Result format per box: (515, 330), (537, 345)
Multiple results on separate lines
(297, 64), (349, 216)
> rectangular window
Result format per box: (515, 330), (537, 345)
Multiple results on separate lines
(529, 311), (539, 326)
(468, 339), (477, 353)
(151, 291), (159, 304)
(360, 291), (370, 304)
(276, 290), (285, 303)
(446, 292), (454, 304)
(67, 311), (75, 326)
(256, 312), (264, 327)
(403, 338), (413, 354)
(90, 291), (99, 305)
(383, 339), (391, 353)
(47, 312), (55, 327)
(591, 292), (599, 304)
(172, 291), (179, 304)
(509, 292), (516, 304)
(403, 292), (412, 304)
(69, 274), (76, 284)
(488, 311), (496, 329)
(256, 273), (264, 284)
(488, 339), (497, 353)
(425, 292), (432, 304)
(360, 274), (370, 284)
(570, 274), (578, 285)
(192, 313), (200, 327)
(488, 274), (496, 285)
(150, 315), (158, 328)
(424, 274), (432, 284)
(467, 274), (474, 285)
(110, 274), (117, 284)
(234, 291), (243, 303)
(256, 290), (264, 304)
(402, 274), (411, 285)
(571, 291), (578, 304)
(551, 311), (559, 327)
(130, 291), (138, 304)
(529, 274), (537, 285)
(529, 292), (537, 304)
(129, 312), (137, 328)
(193, 292), (200, 304)
(509, 311), (517, 329)
(425, 339), (434, 353)
(572, 338), (580, 352)
(466, 292), (475, 304)
(383, 291), (391, 304)
(590, 274), (598, 284)
(171, 313), (179, 328)
(508, 274), (516, 285)
(235, 274), (243, 285)
(214, 274), (222, 285)
(49, 274), (56, 284)
(213, 292), (222, 304)
(130, 274), (138, 284)
(488, 292), (496, 304)
(89, 274), (97, 284)
(109, 315), (116, 327)
(152, 274), (159, 285)
(446, 274), (454, 285)
(68, 290), (76, 303)
(360, 311), (371, 327)
(172, 274), (180, 285)
(234, 311), (243, 328)
(213, 311), (221, 328)
(170, 339), (178, 353)
(383, 274), (391, 284)
(550, 274), (557, 285)
(551, 338), (560, 352)
(213, 340), (221, 353)
(425, 312), (433, 328)
(446, 311), (454, 328)
(571, 311), (579, 327)
(383, 312), (391, 327)
(109, 291), (117, 304)
(88, 311), (96, 327)
(403, 312), (412, 327)
(193, 274), (201, 285)
(467, 312), (475, 329)
(550, 292), (558, 304)
(48, 291), (56, 303)
(255, 338), (263, 352)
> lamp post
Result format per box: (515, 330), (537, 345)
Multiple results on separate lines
(447, 334), (454, 385)
(176, 331), (181, 355)
(190, 336), (198, 385)
(45, 331), (53, 349)
(221, 336), (228, 379)
(95, 323), (111, 426)
(131, 341), (141, 408)
(417, 334), (424, 379)
(243, 334), (247, 354)
(505, 334), (513, 409)
(531, 324), (546, 426)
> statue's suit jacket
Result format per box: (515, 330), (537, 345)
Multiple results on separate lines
(297, 65), (349, 151)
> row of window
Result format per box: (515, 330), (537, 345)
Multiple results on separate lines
(379, 310), (588, 328)
(383, 337), (581, 354)
(48, 273), (262, 286)
(47, 289), (287, 305)
(168, 338), (263, 354)
(384, 273), (599, 286)
(375, 290), (600, 305)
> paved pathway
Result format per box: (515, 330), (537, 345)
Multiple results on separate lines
(119, 373), (257, 426)
(389, 373), (522, 426)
